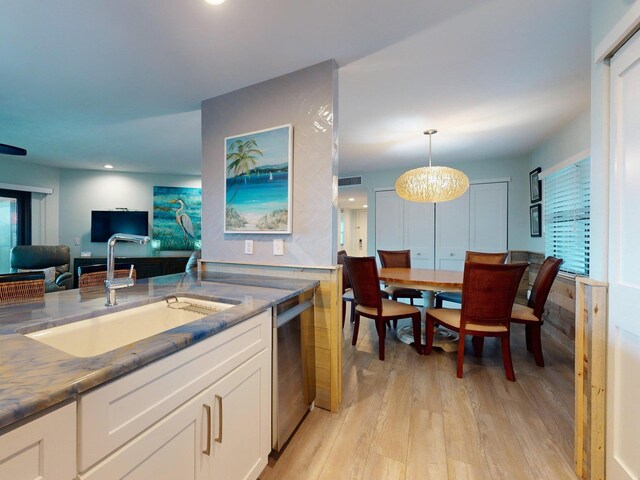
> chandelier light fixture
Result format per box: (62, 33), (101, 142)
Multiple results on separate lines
(395, 129), (469, 203)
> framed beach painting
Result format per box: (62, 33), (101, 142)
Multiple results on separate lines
(224, 124), (293, 234)
(153, 186), (202, 250)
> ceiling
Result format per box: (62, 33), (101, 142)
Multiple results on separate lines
(0, 0), (589, 177)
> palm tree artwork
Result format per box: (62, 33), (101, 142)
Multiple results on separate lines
(224, 125), (292, 233)
(225, 138), (263, 203)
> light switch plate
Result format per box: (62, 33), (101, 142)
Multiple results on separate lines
(273, 238), (284, 256)
(74, 237), (80, 246)
(244, 239), (254, 255)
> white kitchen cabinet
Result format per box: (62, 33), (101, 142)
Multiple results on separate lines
(0, 402), (76, 480)
(79, 387), (212, 480)
(80, 349), (270, 480)
(78, 310), (272, 480)
(211, 349), (270, 480)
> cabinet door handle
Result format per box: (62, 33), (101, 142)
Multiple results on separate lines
(215, 395), (223, 443)
(202, 404), (212, 456)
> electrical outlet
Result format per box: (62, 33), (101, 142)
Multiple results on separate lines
(273, 238), (284, 256)
(244, 239), (254, 255)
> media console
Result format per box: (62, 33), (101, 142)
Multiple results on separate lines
(72, 256), (190, 288)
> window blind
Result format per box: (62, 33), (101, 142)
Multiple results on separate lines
(543, 158), (590, 275)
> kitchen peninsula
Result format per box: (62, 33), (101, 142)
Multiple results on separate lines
(0, 271), (318, 479)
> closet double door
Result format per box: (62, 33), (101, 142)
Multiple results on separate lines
(375, 182), (508, 272)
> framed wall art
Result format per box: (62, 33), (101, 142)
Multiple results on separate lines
(529, 167), (542, 203)
(153, 186), (202, 250)
(224, 124), (293, 234)
(530, 204), (542, 237)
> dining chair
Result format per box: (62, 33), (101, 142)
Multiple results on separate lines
(434, 251), (509, 308)
(377, 249), (423, 306)
(337, 250), (356, 328)
(510, 256), (562, 367)
(0, 272), (46, 305)
(338, 251), (389, 328)
(343, 255), (422, 360)
(425, 261), (528, 381)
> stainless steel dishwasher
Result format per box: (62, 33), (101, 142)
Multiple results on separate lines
(272, 293), (315, 452)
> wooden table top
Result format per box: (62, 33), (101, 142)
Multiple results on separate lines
(378, 267), (464, 291)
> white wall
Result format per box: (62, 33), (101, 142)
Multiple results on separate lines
(58, 169), (200, 260)
(201, 61), (338, 266)
(528, 109), (590, 254)
(0, 156), (60, 244)
(357, 154), (531, 255)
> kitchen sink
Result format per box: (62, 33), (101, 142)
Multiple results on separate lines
(25, 296), (234, 357)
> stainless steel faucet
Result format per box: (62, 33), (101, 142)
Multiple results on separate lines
(105, 233), (150, 306)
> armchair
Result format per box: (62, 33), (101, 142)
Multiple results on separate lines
(10, 245), (73, 292)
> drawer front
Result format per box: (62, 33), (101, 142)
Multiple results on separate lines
(78, 310), (271, 472)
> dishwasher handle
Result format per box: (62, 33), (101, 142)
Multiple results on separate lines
(274, 299), (313, 328)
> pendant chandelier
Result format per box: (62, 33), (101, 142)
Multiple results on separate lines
(395, 129), (469, 203)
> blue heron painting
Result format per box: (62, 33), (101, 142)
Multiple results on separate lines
(153, 186), (202, 251)
(224, 124), (292, 233)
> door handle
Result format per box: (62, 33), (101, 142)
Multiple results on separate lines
(214, 394), (223, 443)
(202, 404), (212, 455)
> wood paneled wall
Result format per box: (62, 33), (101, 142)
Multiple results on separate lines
(510, 251), (576, 351)
(200, 261), (342, 413)
(575, 278), (607, 480)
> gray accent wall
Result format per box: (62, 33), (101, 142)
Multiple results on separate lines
(58, 169), (201, 260)
(201, 60), (338, 266)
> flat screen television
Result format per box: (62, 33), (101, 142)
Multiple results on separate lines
(91, 210), (149, 242)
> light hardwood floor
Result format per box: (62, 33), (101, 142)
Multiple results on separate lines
(260, 314), (578, 480)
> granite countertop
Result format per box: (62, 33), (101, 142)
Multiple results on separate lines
(0, 271), (318, 431)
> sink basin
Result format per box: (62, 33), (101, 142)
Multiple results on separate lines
(26, 296), (234, 357)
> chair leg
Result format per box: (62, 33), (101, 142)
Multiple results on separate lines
(472, 336), (484, 358)
(425, 315), (434, 355)
(500, 335), (516, 381)
(435, 296), (443, 308)
(525, 325), (533, 352)
(530, 324), (545, 367)
(352, 313), (361, 346)
(456, 333), (466, 378)
(393, 319), (398, 329)
(351, 302), (356, 323)
(411, 313), (422, 355)
(375, 318), (386, 361)
(342, 300), (346, 329)
(410, 297), (414, 305)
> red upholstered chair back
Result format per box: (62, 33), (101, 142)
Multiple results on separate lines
(337, 250), (351, 292)
(528, 256), (563, 318)
(343, 256), (383, 313)
(465, 251), (508, 264)
(377, 250), (412, 268)
(460, 262), (528, 328)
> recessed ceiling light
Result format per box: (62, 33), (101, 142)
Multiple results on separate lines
(104, 164), (114, 169)
(204, 0), (226, 5)
(363, 204), (368, 208)
(348, 198), (355, 202)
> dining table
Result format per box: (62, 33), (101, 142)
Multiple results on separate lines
(378, 267), (464, 351)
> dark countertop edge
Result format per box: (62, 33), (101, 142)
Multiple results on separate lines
(0, 274), (318, 431)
